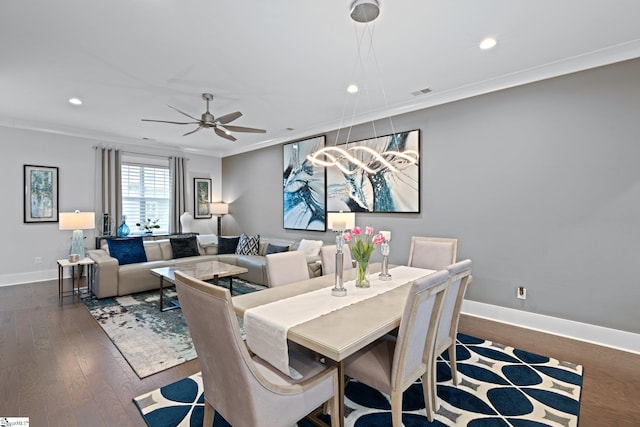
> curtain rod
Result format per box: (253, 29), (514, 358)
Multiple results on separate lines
(92, 145), (190, 160)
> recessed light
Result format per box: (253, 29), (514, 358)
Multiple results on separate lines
(68, 97), (82, 105)
(479, 37), (497, 50)
(347, 84), (359, 94)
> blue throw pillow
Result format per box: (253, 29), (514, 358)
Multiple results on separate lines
(170, 236), (200, 258)
(107, 237), (147, 266)
(218, 236), (240, 254)
(265, 243), (289, 255)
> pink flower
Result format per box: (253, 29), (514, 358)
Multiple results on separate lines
(365, 226), (374, 236)
(373, 233), (385, 245)
(342, 231), (352, 242)
(352, 226), (361, 236)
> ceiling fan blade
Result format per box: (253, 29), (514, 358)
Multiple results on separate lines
(222, 124), (266, 134)
(167, 105), (201, 121)
(214, 127), (237, 141)
(215, 111), (242, 125)
(141, 119), (199, 125)
(183, 126), (203, 136)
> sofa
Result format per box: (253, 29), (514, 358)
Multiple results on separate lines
(87, 234), (324, 299)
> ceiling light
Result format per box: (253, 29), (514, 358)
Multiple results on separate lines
(479, 37), (497, 50)
(68, 97), (82, 105)
(350, 0), (380, 23)
(347, 84), (359, 93)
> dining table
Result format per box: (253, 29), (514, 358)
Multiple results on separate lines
(232, 262), (436, 427)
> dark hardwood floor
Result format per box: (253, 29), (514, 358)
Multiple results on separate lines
(1, 280), (638, 426)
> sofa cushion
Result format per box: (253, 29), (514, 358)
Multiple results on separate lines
(169, 236), (200, 258)
(266, 243), (289, 255)
(143, 241), (163, 261)
(107, 237), (147, 266)
(298, 239), (324, 257)
(218, 236), (240, 254)
(236, 233), (260, 255)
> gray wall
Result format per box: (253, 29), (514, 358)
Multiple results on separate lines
(223, 57), (640, 335)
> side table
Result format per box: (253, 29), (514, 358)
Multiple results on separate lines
(57, 257), (96, 302)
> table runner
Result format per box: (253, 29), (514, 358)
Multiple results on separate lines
(244, 266), (434, 378)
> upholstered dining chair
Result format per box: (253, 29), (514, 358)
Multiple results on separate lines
(408, 236), (458, 270)
(266, 250), (310, 287)
(174, 270), (340, 427)
(426, 259), (473, 415)
(344, 269), (450, 426)
(320, 244), (354, 275)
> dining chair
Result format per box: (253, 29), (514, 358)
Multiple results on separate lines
(266, 250), (310, 287)
(427, 259), (473, 415)
(320, 244), (354, 275)
(174, 270), (340, 427)
(407, 236), (458, 270)
(344, 269), (450, 426)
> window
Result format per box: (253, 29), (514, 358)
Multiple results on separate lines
(121, 160), (170, 234)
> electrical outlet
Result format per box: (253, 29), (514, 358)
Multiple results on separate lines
(34, 256), (42, 264)
(517, 286), (527, 300)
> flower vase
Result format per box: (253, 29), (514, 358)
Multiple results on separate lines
(356, 259), (370, 288)
(117, 215), (130, 237)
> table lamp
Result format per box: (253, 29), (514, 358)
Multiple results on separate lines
(59, 210), (95, 260)
(210, 202), (229, 236)
(327, 211), (355, 297)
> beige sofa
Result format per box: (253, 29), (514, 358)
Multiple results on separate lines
(88, 236), (323, 299)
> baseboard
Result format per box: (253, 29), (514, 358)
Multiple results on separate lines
(0, 269), (57, 286)
(462, 299), (640, 355)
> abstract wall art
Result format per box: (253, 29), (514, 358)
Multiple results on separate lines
(193, 177), (212, 219)
(283, 136), (326, 231)
(24, 164), (59, 223)
(326, 129), (420, 213)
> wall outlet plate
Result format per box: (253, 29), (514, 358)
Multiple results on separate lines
(517, 286), (527, 300)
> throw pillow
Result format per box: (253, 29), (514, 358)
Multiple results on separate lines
(169, 236), (200, 259)
(266, 243), (289, 255)
(218, 236), (240, 254)
(107, 237), (147, 266)
(298, 239), (323, 257)
(236, 233), (260, 255)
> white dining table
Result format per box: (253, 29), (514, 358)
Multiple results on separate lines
(232, 263), (436, 427)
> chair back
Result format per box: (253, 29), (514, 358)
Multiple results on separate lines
(179, 211), (216, 235)
(320, 244), (354, 275)
(436, 259), (472, 351)
(408, 236), (458, 270)
(266, 250), (310, 287)
(391, 269), (449, 390)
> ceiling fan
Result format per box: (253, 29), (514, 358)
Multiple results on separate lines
(141, 93), (266, 141)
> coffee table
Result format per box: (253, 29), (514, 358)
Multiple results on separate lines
(150, 261), (249, 312)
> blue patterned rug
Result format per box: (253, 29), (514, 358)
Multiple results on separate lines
(82, 278), (265, 378)
(133, 333), (583, 426)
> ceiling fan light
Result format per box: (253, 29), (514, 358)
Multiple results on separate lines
(350, 0), (380, 23)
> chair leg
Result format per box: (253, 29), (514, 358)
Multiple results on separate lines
(422, 373), (436, 422)
(449, 343), (459, 385)
(390, 390), (403, 427)
(203, 399), (215, 426)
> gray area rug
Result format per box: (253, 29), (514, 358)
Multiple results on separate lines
(82, 278), (265, 378)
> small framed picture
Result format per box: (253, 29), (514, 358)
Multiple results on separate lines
(194, 177), (212, 219)
(24, 165), (59, 223)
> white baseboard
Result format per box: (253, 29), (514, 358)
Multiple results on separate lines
(462, 299), (640, 355)
(0, 270), (57, 286)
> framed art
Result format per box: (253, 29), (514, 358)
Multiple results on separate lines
(24, 164), (59, 223)
(326, 129), (421, 213)
(283, 135), (327, 231)
(194, 178), (212, 219)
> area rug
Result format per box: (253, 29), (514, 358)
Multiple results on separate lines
(82, 277), (266, 378)
(133, 333), (583, 426)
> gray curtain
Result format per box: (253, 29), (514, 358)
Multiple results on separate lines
(170, 156), (187, 233)
(97, 148), (121, 236)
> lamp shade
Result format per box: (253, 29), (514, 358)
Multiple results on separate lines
(59, 211), (95, 230)
(327, 211), (355, 231)
(209, 202), (229, 215)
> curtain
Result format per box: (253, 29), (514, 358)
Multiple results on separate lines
(170, 156), (187, 233)
(97, 148), (121, 236)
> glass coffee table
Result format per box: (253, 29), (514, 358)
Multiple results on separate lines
(150, 261), (249, 312)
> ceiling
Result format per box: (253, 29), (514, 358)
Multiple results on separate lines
(2, 1), (640, 158)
